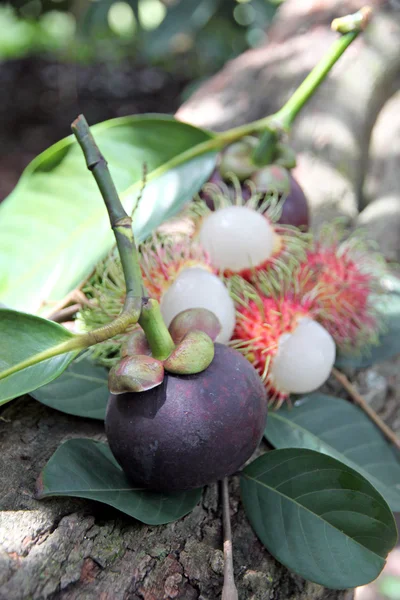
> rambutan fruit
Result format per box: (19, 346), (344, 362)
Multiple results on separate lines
(160, 267), (236, 344)
(230, 277), (336, 407)
(79, 234), (236, 364)
(140, 234), (214, 299)
(296, 223), (386, 352)
(140, 235), (235, 343)
(193, 177), (310, 282)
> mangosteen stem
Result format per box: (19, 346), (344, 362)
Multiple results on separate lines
(139, 299), (175, 361)
(71, 115), (175, 360)
(221, 478), (239, 600)
(251, 130), (278, 168)
(271, 7), (372, 131)
(332, 367), (400, 451)
(71, 115), (143, 320)
(220, 6), (372, 148)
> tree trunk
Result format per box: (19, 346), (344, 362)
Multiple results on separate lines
(0, 397), (354, 600)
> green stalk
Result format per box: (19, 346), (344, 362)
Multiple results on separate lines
(274, 31), (358, 130)
(72, 116), (143, 316)
(72, 115), (175, 359)
(139, 299), (175, 361)
(0, 309), (141, 382)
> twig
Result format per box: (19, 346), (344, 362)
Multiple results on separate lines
(48, 304), (82, 323)
(220, 478), (238, 600)
(332, 367), (400, 451)
(42, 288), (89, 320)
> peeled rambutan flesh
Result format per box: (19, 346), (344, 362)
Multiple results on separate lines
(160, 267), (236, 343)
(105, 344), (268, 491)
(199, 205), (276, 273)
(269, 317), (336, 395)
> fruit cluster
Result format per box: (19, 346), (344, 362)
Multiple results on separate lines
(82, 140), (385, 408)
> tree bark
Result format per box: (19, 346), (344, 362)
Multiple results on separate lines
(0, 398), (354, 600)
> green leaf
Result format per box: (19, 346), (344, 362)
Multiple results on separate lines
(0, 115), (217, 314)
(241, 448), (397, 589)
(31, 358), (108, 420)
(0, 309), (79, 405)
(265, 394), (400, 511)
(37, 438), (203, 525)
(336, 275), (400, 368)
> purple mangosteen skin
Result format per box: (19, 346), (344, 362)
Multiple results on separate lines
(105, 344), (267, 492)
(278, 175), (309, 230)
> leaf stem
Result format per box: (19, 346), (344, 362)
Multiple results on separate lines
(332, 367), (400, 451)
(221, 478), (238, 600)
(0, 306), (141, 382)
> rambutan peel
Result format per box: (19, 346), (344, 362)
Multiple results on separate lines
(297, 228), (385, 351)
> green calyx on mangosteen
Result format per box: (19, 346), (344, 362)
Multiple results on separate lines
(105, 344), (268, 492)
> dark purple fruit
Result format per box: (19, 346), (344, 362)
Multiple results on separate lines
(105, 344), (267, 492)
(199, 169), (224, 211)
(278, 175), (309, 230)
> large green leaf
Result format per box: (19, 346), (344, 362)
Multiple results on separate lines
(265, 394), (400, 511)
(241, 448), (397, 589)
(336, 275), (400, 368)
(37, 438), (203, 525)
(31, 358), (108, 420)
(0, 115), (216, 314)
(0, 309), (79, 405)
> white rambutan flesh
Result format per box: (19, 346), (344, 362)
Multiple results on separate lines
(160, 267), (236, 343)
(270, 318), (336, 394)
(199, 205), (275, 272)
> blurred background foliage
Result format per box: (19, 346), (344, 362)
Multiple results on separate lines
(1, 0), (281, 79)
(0, 0), (281, 199)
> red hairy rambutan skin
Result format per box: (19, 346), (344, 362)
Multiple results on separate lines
(140, 235), (214, 301)
(295, 222), (386, 351)
(232, 285), (316, 407)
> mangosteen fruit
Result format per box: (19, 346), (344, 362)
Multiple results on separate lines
(105, 344), (267, 491)
(278, 175), (309, 230)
